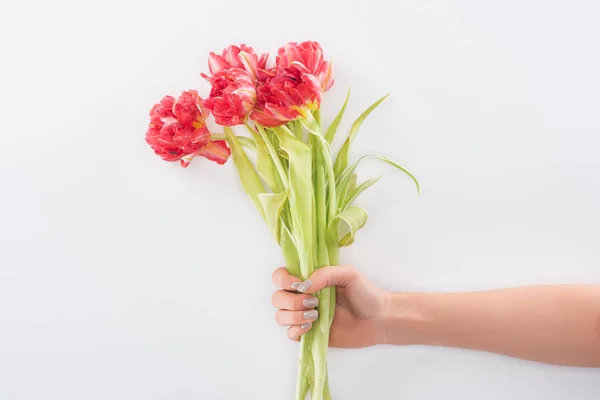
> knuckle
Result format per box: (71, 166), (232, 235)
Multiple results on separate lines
(295, 311), (307, 324)
(274, 290), (298, 310)
(298, 294), (314, 308)
(275, 310), (302, 326)
(271, 291), (279, 307)
(274, 310), (285, 325)
(290, 294), (304, 310)
(343, 265), (360, 281)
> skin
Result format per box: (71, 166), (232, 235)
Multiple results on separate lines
(271, 266), (600, 367)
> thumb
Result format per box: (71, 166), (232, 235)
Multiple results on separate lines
(293, 265), (359, 294)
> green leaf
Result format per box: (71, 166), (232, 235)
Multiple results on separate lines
(280, 224), (301, 278)
(347, 173), (358, 193)
(276, 127), (314, 279)
(224, 127), (265, 218)
(293, 119), (303, 140)
(313, 151), (330, 268)
(301, 114), (338, 223)
(277, 148), (289, 160)
(256, 125), (290, 190)
(348, 93), (390, 142)
(316, 135), (337, 222)
(328, 206), (368, 247)
(325, 87), (351, 144)
(258, 190), (289, 244)
(336, 154), (420, 202)
(245, 127), (280, 192)
(337, 172), (357, 211)
(341, 176), (382, 210)
(333, 93), (390, 177)
(333, 139), (350, 178)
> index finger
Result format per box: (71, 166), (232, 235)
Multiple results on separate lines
(272, 267), (302, 291)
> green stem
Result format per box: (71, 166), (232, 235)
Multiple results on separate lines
(314, 141), (330, 268)
(306, 111), (337, 223)
(277, 114), (338, 399)
(324, 371), (332, 400)
(296, 331), (313, 400)
(310, 320), (328, 400)
(314, 109), (321, 126)
(321, 138), (337, 223)
(309, 116), (337, 400)
(293, 119), (303, 141)
(210, 133), (256, 151)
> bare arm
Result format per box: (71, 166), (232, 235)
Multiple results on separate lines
(272, 266), (600, 367)
(385, 285), (600, 367)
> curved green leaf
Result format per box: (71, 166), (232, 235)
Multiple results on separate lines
(336, 172), (357, 213)
(325, 87), (351, 144)
(348, 93), (390, 142)
(333, 137), (350, 178)
(258, 190), (289, 244)
(341, 176), (382, 210)
(280, 225), (300, 277)
(328, 206), (368, 247)
(333, 93), (389, 177)
(336, 154), (420, 199)
(224, 127), (265, 218)
(244, 127), (280, 192)
(276, 127), (314, 279)
(256, 124), (289, 190)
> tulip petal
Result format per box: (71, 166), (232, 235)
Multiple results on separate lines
(299, 73), (322, 109)
(208, 53), (230, 75)
(223, 45), (243, 69)
(180, 154), (195, 168)
(239, 50), (258, 81)
(198, 140), (231, 165)
(250, 104), (300, 127)
(318, 61), (334, 92)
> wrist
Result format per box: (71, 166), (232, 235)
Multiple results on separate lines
(380, 292), (439, 346)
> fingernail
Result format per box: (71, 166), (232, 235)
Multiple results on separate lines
(291, 280), (312, 293)
(303, 310), (318, 321)
(300, 322), (312, 330)
(303, 297), (319, 308)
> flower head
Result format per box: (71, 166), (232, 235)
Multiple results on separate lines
(203, 68), (257, 126)
(203, 44), (267, 82)
(145, 90), (230, 167)
(276, 41), (333, 91)
(250, 68), (322, 127)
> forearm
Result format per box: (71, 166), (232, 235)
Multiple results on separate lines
(384, 285), (600, 367)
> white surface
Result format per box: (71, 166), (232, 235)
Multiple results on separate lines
(1, 0), (600, 399)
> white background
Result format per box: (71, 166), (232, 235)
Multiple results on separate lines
(1, 0), (599, 399)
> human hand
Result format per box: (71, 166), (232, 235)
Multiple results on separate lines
(271, 265), (388, 348)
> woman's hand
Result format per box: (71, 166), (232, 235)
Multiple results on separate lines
(273, 266), (600, 367)
(271, 265), (388, 348)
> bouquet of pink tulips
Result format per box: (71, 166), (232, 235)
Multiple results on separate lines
(145, 40), (419, 400)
